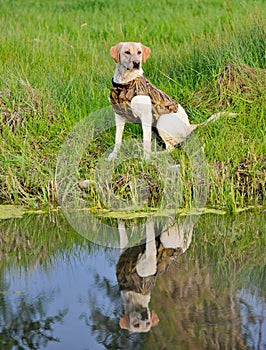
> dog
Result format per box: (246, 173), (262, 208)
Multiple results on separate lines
(116, 217), (194, 333)
(108, 41), (235, 160)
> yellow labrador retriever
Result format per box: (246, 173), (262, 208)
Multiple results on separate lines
(108, 41), (233, 160)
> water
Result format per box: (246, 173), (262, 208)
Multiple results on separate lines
(0, 210), (265, 349)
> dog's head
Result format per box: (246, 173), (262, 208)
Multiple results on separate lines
(110, 42), (150, 71)
(120, 307), (159, 333)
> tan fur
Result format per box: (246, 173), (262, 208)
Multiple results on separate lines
(110, 43), (122, 63)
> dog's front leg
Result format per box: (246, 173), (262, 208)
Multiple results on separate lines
(108, 113), (125, 161)
(136, 221), (157, 277)
(141, 117), (152, 159)
(131, 96), (152, 159)
(118, 220), (128, 253)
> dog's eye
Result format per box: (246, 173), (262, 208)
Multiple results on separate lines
(124, 50), (131, 55)
(137, 51), (142, 55)
(133, 323), (140, 328)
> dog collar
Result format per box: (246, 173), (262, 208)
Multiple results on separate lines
(111, 77), (143, 88)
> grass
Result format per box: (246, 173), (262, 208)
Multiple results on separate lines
(0, 0), (265, 212)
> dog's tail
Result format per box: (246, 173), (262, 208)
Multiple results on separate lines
(200, 112), (239, 127)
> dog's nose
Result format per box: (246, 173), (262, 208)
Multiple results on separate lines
(133, 60), (140, 68)
(140, 310), (149, 320)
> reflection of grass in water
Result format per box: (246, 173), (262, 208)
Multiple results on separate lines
(190, 212), (266, 291)
(0, 211), (264, 283)
(149, 212), (266, 350)
(0, 211), (264, 348)
(0, 214), (70, 347)
(0, 212), (93, 271)
(0, 0), (265, 210)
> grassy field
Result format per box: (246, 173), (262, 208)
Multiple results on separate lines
(0, 0), (265, 211)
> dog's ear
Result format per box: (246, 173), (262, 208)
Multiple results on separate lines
(119, 315), (130, 329)
(141, 44), (151, 63)
(151, 310), (159, 327)
(110, 43), (122, 63)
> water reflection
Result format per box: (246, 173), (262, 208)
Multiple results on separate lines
(0, 211), (265, 349)
(116, 217), (194, 333)
(0, 285), (67, 349)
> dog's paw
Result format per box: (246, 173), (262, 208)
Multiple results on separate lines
(143, 151), (151, 161)
(78, 179), (95, 188)
(107, 151), (117, 161)
(168, 164), (180, 173)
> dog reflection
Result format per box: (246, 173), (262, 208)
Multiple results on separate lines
(116, 217), (194, 333)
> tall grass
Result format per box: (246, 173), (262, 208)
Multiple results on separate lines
(0, 0), (265, 211)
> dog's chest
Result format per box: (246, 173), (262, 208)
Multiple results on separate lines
(116, 238), (182, 295)
(110, 76), (179, 124)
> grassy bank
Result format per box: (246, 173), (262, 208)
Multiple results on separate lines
(0, 0), (265, 211)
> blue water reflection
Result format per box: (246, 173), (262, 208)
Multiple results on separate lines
(0, 212), (265, 349)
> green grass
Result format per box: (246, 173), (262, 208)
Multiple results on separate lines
(0, 0), (265, 211)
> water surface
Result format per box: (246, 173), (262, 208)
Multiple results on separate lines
(0, 211), (265, 349)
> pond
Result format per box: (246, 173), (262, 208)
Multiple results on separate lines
(0, 209), (265, 349)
